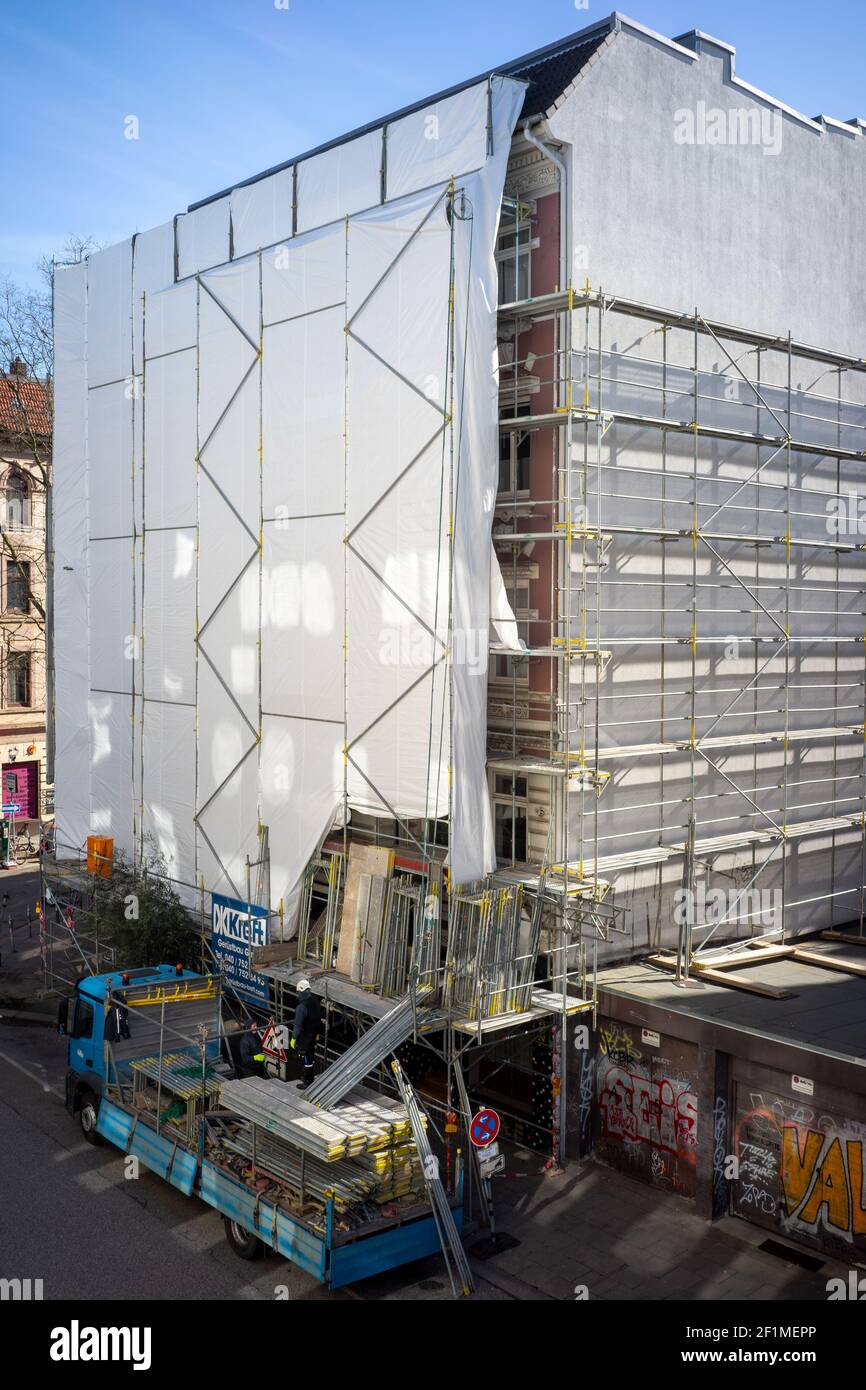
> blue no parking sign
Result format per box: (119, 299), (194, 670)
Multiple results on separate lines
(470, 1108), (500, 1148)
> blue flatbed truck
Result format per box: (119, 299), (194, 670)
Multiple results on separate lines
(59, 964), (462, 1289)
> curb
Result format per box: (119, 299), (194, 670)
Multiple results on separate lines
(469, 1258), (555, 1301)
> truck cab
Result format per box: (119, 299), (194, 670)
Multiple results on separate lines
(58, 964), (206, 1143)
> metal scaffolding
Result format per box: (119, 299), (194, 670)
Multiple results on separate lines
(495, 281), (866, 990)
(47, 248), (865, 1179)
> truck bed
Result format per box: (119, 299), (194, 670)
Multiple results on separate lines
(96, 1095), (461, 1289)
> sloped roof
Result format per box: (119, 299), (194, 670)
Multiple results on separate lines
(0, 374), (51, 441)
(190, 12), (865, 214)
(503, 27), (611, 119)
(191, 16), (618, 211)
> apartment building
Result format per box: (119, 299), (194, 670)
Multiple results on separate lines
(0, 359), (49, 829)
(51, 14), (866, 1223)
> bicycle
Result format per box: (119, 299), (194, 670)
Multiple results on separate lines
(11, 826), (37, 859)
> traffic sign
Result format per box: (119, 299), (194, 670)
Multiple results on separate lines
(2, 804), (20, 814)
(478, 1140), (505, 1179)
(261, 1021), (289, 1061)
(470, 1108), (500, 1148)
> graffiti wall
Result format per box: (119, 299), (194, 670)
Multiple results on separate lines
(733, 1077), (866, 1261)
(593, 1018), (699, 1199)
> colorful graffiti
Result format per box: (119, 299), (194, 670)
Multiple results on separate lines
(712, 1095), (729, 1216)
(734, 1088), (866, 1256)
(598, 1023), (643, 1068)
(780, 1124), (866, 1240)
(598, 1065), (698, 1160)
(593, 1019), (699, 1198)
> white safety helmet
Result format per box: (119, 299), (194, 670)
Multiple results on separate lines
(296, 978), (311, 992)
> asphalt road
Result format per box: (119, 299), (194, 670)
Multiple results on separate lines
(0, 1017), (344, 1301)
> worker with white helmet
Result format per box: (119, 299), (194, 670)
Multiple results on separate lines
(291, 978), (322, 1091)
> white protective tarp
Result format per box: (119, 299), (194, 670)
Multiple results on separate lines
(230, 168), (294, 260)
(88, 384), (134, 539)
(86, 239), (133, 389)
(176, 196), (231, 279)
(386, 81), (491, 201)
(90, 692), (134, 845)
(132, 222), (175, 373)
(53, 73), (525, 918)
(53, 261), (90, 853)
(448, 82), (525, 879)
(296, 130), (381, 233)
(261, 221), (346, 326)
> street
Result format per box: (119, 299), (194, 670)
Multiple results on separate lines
(0, 1011), (339, 1300)
(0, 1014), (510, 1301)
(0, 875), (504, 1302)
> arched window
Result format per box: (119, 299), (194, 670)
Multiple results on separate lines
(5, 473), (30, 531)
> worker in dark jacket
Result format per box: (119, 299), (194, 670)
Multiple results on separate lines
(104, 990), (131, 1043)
(291, 980), (321, 1091)
(238, 1019), (266, 1079)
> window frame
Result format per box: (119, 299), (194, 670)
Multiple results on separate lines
(495, 224), (536, 305)
(5, 651), (31, 708)
(492, 774), (529, 865)
(4, 472), (31, 531)
(498, 425), (532, 499)
(490, 580), (537, 687)
(5, 559), (30, 614)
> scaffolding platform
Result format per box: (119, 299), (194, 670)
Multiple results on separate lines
(571, 812), (864, 878)
(451, 991), (592, 1037)
(259, 964), (408, 1022)
(584, 726), (864, 763)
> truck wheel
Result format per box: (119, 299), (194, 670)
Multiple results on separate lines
(78, 1089), (104, 1146)
(223, 1217), (263, 1261)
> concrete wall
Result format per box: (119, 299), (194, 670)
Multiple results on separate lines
(549, 26), (866, 355)
(569, 986), (866, 1261)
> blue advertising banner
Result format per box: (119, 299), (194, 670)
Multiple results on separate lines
(211, 893), (270, 1004)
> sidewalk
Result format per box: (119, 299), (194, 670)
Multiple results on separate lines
(0, 866), (49, 1012)
(476, 1147), (838, 1301)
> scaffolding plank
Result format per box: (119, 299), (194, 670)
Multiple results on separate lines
(530, 989), (594, 1016)
(584, 726), (862, 763)
(696, 944), (794, 970)
(335, 844), (393, 978)
(788, 947), (866, 979)
(820, 931), (866, 948)
(648, 954), (795, 999)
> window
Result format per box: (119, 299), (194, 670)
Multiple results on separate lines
(428, 818), (449, 849)
(491, 581), (536, 684)
(5, 473), (30, 530)
(496, 226), (532, 303)
(5, 560), (29, 613)
(71, 997), (94, 1040)
(6, 652), (30, 707)
(493, 775), (528, 864)
(498, 406), (531, 496)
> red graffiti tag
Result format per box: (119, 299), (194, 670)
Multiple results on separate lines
(598, 1063), (698, 1163)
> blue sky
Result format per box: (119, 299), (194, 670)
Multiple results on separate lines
(1, 0), (863, 287)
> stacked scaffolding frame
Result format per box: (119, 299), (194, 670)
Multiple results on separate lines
(495, 282), (866, 986)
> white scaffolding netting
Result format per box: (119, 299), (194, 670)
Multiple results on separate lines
(53, 75), (525, 929)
